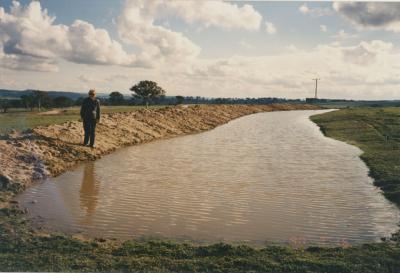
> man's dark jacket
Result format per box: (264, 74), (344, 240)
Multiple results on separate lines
(80, 97), (100, 122)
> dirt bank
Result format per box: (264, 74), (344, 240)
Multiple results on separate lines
(0, 104), (320, 205)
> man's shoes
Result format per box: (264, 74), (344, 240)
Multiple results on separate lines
(82, 142), (95, 148)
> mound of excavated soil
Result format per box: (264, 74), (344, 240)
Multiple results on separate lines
(0, 104), (320, 205)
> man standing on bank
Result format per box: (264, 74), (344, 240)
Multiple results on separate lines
(80, 89), (100, 148)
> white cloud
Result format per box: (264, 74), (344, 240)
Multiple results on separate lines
(330, 29), (358, 40)
(3, 37), (400, 100)
(239, 40), (253, 50)
(116, 0), (262, 66)
(284, 45), (298, 52)
(299, 3), (331, 17)
(0, 0), (211, 72)
(66, 20), (137, 66)
(162, 1), (262, 31)
(0, 1), (138, 71)
(299, 4), (309, 14)
(341, 40), (393, 65)
(320, 25), (328, 32)
(117, 0), (201, 67)
(78, 74), (96, 83)
(175, 40), (400, 99)
(333, 2), (400, 32)
(265, 22), (277, 34)
(0, 0), (263, 72)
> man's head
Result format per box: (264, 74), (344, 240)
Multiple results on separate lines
(88, 89), (96, 100)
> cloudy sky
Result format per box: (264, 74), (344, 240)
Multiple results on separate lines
(1, 0), (400, 100)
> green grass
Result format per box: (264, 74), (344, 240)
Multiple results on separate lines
(314, 101), (400, 109)
(0, 208), (399, 273)
(311, 107), (400, 205)
(0, 105), (166, 135)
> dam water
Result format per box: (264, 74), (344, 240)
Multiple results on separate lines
(15, 110), (400, 246)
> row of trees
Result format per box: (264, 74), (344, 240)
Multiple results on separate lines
(20, 91), (75, 111)
(0, 91), (76, 113)
(106, 93), (300, 106)
(114, 80), (301, 106)
(0, 81), (167, 112)
(0, 80), (304, 113)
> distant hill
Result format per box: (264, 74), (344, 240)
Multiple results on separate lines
(0, 89), (108, 100)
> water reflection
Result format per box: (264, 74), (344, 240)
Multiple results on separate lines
(79, 162), (100, 224)
(15, 110), (400, 246)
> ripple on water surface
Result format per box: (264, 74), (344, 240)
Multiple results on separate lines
(16, 110), (400, 246)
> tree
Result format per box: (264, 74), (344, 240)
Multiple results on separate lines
(129, 80), (166, 108)
(32, 90), (52, 111)
(21, 94), (35, 111)
(0, 99), (9, 113)
(175, 95), (184, 105)
(75, 97), (84, 106)
(53, 96), (74, 108)
(109, 91), (125, 105)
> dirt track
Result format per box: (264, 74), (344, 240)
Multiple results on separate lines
(0, 104), (320, 205)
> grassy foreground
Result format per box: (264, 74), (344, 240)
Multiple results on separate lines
(0, 106), (400, 272)
(311, 107), (400, 205)
(0, 208), (399, 273)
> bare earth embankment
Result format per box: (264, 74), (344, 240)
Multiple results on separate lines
(0, 104), (320, 205)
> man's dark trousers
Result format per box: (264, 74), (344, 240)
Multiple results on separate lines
(83, 119), (97, 146)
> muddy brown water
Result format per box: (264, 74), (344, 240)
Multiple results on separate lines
(15, 110), (400, 246)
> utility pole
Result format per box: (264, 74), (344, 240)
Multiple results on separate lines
(312, 78), (320, 99)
